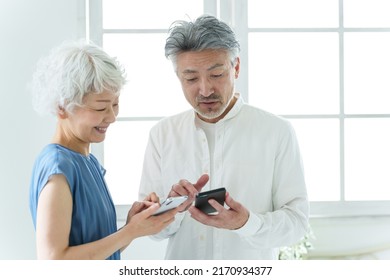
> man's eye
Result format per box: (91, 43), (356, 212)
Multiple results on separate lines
(95, 108), (106, 112)
(211, 73), (223, 78)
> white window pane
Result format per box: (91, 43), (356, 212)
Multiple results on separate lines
(249, 33), (339, 115)
(344, 0), (390, 27)
(103, 34), (190, 117)
(345, 119), (390, 201)
(344, 33), (390, 114)
(290, 119), (340, 201)
(248, 0), (339, 28)
(103, 0), (203, 29)
(104, 121), (157, 205)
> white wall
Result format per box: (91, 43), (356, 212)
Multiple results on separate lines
(0, 0), (84, 259)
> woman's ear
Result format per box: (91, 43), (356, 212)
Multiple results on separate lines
(57, 106), (67, 119)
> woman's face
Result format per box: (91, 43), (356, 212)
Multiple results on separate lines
(63, 91), (119, 148)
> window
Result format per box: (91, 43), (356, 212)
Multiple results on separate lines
(89, 0), (390, 217)
(89, 0), (207, 206)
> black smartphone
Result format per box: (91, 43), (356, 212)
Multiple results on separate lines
(195, 187), (226, 215)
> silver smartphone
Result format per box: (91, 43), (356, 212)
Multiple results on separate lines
(153, 195), (188, 216)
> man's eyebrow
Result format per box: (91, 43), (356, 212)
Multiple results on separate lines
(182, 69), (198, 74)
(207, 63), (224, 71)
(182, 63), (225, 74)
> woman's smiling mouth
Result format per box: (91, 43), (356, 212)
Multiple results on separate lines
(95, 126), (108, 133)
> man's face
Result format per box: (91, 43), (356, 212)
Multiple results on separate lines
(176, 49), (240, 123)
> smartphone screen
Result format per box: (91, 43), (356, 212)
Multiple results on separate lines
(153, 195), (188, 216)
(195, 187), (226, 215)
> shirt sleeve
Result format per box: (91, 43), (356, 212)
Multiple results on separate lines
(232, 210), (263, 236)
(233, 122), (309, 247)
(29, 146), (77, 228)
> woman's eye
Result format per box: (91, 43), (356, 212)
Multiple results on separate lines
(95, 104), (119, 112)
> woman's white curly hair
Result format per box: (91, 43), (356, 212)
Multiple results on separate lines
(30, 40), (126, 116)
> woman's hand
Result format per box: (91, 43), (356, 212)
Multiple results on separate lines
(123, 200), (178, 239)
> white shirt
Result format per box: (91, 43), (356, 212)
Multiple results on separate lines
(139, 93), (309, 260)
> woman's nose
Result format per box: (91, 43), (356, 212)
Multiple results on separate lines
(104, 106), (117, 123)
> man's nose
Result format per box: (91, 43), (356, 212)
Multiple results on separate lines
(199, 78), (214, 97)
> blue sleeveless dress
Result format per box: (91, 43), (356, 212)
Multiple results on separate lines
(29, 144), (120, 260)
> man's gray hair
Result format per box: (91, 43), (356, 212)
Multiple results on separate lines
(165, 15), (240, 68)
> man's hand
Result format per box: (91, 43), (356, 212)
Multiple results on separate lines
(188, 192), (249, 230)
(168, 174), (209, 212)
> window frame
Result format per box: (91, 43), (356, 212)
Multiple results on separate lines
(89, 0), (390, 218)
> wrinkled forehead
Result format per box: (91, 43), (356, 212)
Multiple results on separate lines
(176, 49), (232, 73)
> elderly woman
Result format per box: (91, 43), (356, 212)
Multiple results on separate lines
(29, 41), (176, 260)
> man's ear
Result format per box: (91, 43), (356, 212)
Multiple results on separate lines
(234, 57), (240, 79)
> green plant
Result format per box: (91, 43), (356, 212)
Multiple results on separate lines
(278, 226), (315, 260)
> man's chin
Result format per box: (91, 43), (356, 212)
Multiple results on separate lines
(196, 110), (223, 120)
